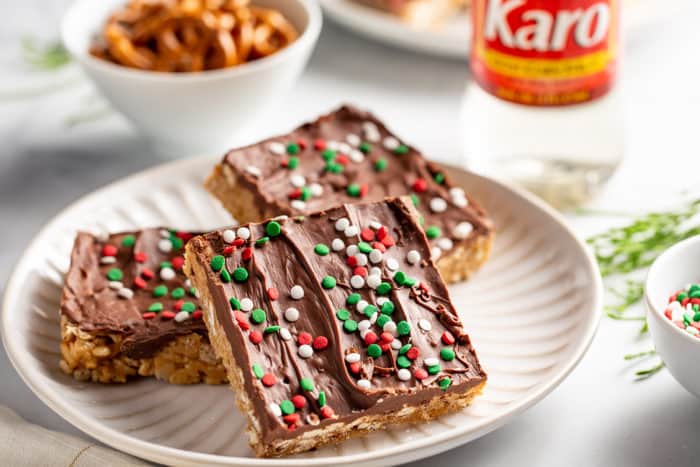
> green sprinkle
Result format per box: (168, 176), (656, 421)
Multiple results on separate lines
(367, 343), (382, 358)
(220, 269), (231, 283)
(233, 267), (249, 282)
(426, 226), (442, 239)
(376, 282), (392, 295)
(314, 244), (330, 255)
(434, 173), (445, 184)
(252, 364), (264, 379)
(321, 276), (336, 289)
(286, 142), (300, 155)
(318, 391), (327, 407)
(171, 287), (185, 299)
(393, 271), (408, 286)
(403, 276), (417, 287)
(347, 293), (361, 305)
(343, 319), (358, 333)
(358, 242), (372, 253)
(359, 142), (371, 153)
(230, 297), (241, 310)
(336, 309), (350, 321)
(300, 186), (311, 201)
(440, 348), (456, 361)
(266, 221), (282, 237)
(160, 261), (172, 269)
(210, 255), (225, 272)
(397, 355), (412, 368)
(251, 309), (266, 324)
(399, 344), (411, 355)
(438, 377), (452, 390)
(694, 312), (700, 322)
(410, 193), (419, 207)
(326, 162), (343, 174)
(287, 156), (299, 169)
(181, 302), (196, 312)
(428, 364), (441, 375)
(106, 268), (123, 281)
(394, 144), (409, 155)
(690, 290), (700, 299)
(321, 149), (336, 161)
(374, 158), (387, 172)
(189, 287), (197, 296)
(148, 303), (163, 312)
(153, 285), (167, 297)
(347, 184), (361, 197)
(376, 314), (391, 328)
(170, 237), (184, 251)
(255, 236), (270, 246)
(279, 400), (295, 415)
(677, 292), (688, 302)
(381, 301), (395, 315)
(300, 377), (314, 392)
(397, 320), (411, 336)
(363, 305), (378, 317)
(121, 235), (135, 247)
(265, 325), (280, 334)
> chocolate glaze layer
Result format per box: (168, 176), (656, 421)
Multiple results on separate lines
(186, 198), (486, 443)
(60, 229), (207, 359)
(219, 105), (492, 259)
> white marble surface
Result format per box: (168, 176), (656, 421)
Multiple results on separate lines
(2, 1), (700, 465)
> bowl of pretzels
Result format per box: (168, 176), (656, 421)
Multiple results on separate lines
(61, 0), (322, 157)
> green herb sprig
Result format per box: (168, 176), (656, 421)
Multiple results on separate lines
(21, 37), (71, 70)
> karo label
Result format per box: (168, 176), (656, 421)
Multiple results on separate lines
(471, 0), (619, 106)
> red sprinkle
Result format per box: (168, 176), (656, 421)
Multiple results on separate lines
(233, 238), (245, 247)
(363, 331), (378, 345)
(235, 311), (250, 331)
(320, 406), (335, 419)
(171, 256), (184, 270)
(360, 184), (369, 197)
(283, 413), (300, 425)
(102, 244), (118, 257)
(665, 309), (673, 320)
(346, 256), (359, 267)
(336, 155), (349, 166)
(288, 188), (302, 199)
(176, 232), (193, 241)
(353, 266), (367, 277)
(261, 373), (276, 386)
(142, 312), (156, 320)
(223, 245), (235, 256)
(174, 299), (184, 311)
(406, 347), (419, 360)
(313, 336), (329, 350)
(249, 331), (263, 344)
(380, 343), (391, 352)
(133, 251), (147, 263)
(413, 368), (428, 380)
(267, 288), (279, 300)
(380, 332), (394, 343)
(292, 395), (307, 409)
(381, 235), (396, 247)
(441, 331), (455, 345)
(348, 362), (361, 374)
(682, 297), (691, 307)
(297, 138), (307, 149)
(192, 310), (203, 319)
(360, 228), (375, 241)
(133, 276), (147, 289)
(314, 139), (326, 150)
(298, 332), (313, 346)
(242, 247), (253, 261)
(412, 178), (427, 193)
(161, 311), (175, 320)
(376, 226), (388, 240)
(141, 268), (155, 280)
(372, 242), (386, 253)
(280, 158), (289, 168)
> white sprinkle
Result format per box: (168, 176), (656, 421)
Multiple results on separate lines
(432, 247), (442, 261)
(357, 379), (371, 389)
(688, 327), (700, 336)
(453, 197), (467, 208)
(453, 222), (474, 239)
(358, 320), (371, 331)
(346, 133), (361, 147)
(386, 258), (399, 271)
(335, 218), (350, 231)
(383, 136), (399, 150)
(391, 340), (402, 350)
(298, 345), (313, 358)
(269, 403), (282, 417)
(397, 369), (411, 381)
(100, 256), (116, 265)
(274, 215), (288, 221)
(425, 357), (439, 367)
(237, 227), (251, 240)
(370, 267), (382, 277)
(117, 288), (134, 299)
(160, 229), (170, 238)
(160, 267), (176, 281)
(355, 253), (368, 266)
(383, 321), (397, 334)
(438, 238), (454, 251)
(369, 249), (383, 264)
(369, 312), (378, 324)
(357, 300), (369, 312)
(345, 352), (361, 363)
(240, 298), (253, 312)
(222, 229), (236, 244)
(290, 200), (307, 210)
(369, 221), (382, 230)
(290, 175), (306, 187)
(331, 238), (345, 251)
(185, 279), (192, 288)
(338, 142), (352, 154)
(349, 149), (365, 163)
(344, 225), (359, 237)
(309, 183), (323, 197)
(290, 285), (304, 300)
(327, 140), (340, 151)
(418, 319), (432, 332)
(245, 166), (261, 177)
(367, 275), (381, 289)
(359, 329), (370, 339)
(449, 187), (465, 199)
(430, 197), (448, 213)
(346, 244), (359, 256)
(376, 297), (389, 306)
(108, 281), (123, 290)
(175, 311), (190, 322)
(363, 122), (380, 142)
(94, 230), (109, 242)
(267, 141), (285, 155)
(285, 307), (300, 322)
(350, 275), (365, 289)
(280, 328), (292, 341)
(406, 250), (421, 265)
(158, 239), (172, 253)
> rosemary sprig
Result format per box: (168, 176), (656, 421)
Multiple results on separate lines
(624, 349), (656, 360)
(21, 37), (71, 70)
(606, 279), (645, 313)
(634, 361), (665, 380)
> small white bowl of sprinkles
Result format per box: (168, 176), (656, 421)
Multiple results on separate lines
(645, 235), (700, 397)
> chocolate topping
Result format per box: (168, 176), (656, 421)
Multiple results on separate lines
(60, 229), (207, 359)
(186, 198), (486, 443)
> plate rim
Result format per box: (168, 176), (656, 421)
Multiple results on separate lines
(1, 154), (603, 466)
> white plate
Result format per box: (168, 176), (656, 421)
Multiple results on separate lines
(1, 155), (602, 466)
(320, 0), (675, 59)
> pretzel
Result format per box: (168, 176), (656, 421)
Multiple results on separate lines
(90, 0), (298, 72)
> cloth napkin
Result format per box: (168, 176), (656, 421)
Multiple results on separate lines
(0, 405), (149, 466)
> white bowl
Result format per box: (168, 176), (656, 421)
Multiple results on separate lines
(61, 0), (321, 157)
(645, 235), (700, 398)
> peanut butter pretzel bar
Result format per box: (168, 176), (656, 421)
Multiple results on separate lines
(59, 229), (227, 384)
(205, 105), (493, 283)
(184, 197), (486, 457)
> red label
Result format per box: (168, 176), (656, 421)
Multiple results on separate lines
(471, 0), (619, 106)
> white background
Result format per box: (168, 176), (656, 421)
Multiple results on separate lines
(1, 1), (700, 465)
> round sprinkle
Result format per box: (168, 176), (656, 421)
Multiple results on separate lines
(153, 285), (167, 297)
(107, 268), (123, 281)
(222, 229), (236, 243)
(310, 183), (323, 196)
(369, 249), (383, 264)
(251, 309), (266, 324)
(240, 298), (253, 311)
(269, 403), (282, 417)
(290, 285), (304, 299)
(346, 352), (361, 363)
(367, 344), (382, 358)
(426, 226), (442, 239)
(347, 184), (361, 197)
(331, 238), (345, 251)
(397, 320), (411, 336)
(386, 258), (399, 271)
(375, 158), (387, 172)
(424, 357), (439, 367)
(346, 244), (359, 256)
(454, 222), (474, 239)
(344, 225), (359, 237)
(314, 244), (330, 255)
(148, 302), (163, 312)
(370, 267), (382, 277)
(366, 275), (381, 289)
(267, 141), (285, 154)
(290, 174), (306, 187)
(357, 379), (371, 390)
(406, 250), (421, 265)
(381, 301), (395, 315)
(336, 308), (350, 321)
(343, 319), (358, 333)
(100, 256), (116, 265)
(350, 275), (365, 289)
(237, 227), (251, 240)
(349, 149), (364, 163)
(383, 136), (399, 150)
(286, 142), (300, 155)
(252, 363), (264, 379)
(430, 197), (448, 213)
(357, 300), (369, 312)
(439, 377), (452, 390)
(280, 328), (292, 341)
(397, 368), (411, 381)
(358, 320), (371, 331)
(376, 282), (392, 295)
(438, 238), (454, 251)
(266, 221), (282, 237)
(298, 345), (313, 358)
(117, 288), (134, 299)
(450, 187), (466, 199)
(279, 399), (295, 415)
(335, 218), (350, 231)
(220, 269), (231, 283)
(346, 133), (361, 146)
(393, 271), (408, 286)
(355, 253), (368, 266)
(432, 247), (443, 261)
(363, 305), (378, 318)
(160, 267), (176, 281)
(347, 293), (361, 305)
(175, 311), (190, 322)
(285, 307), (300, 322)
(158, 239), (172, 253)
(300, 377), (315, 392)
(321, 276), (336, 289)
(418, 319), (432, 332)
(233, 267), (249, 282)
(441, 348), (456, 361)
